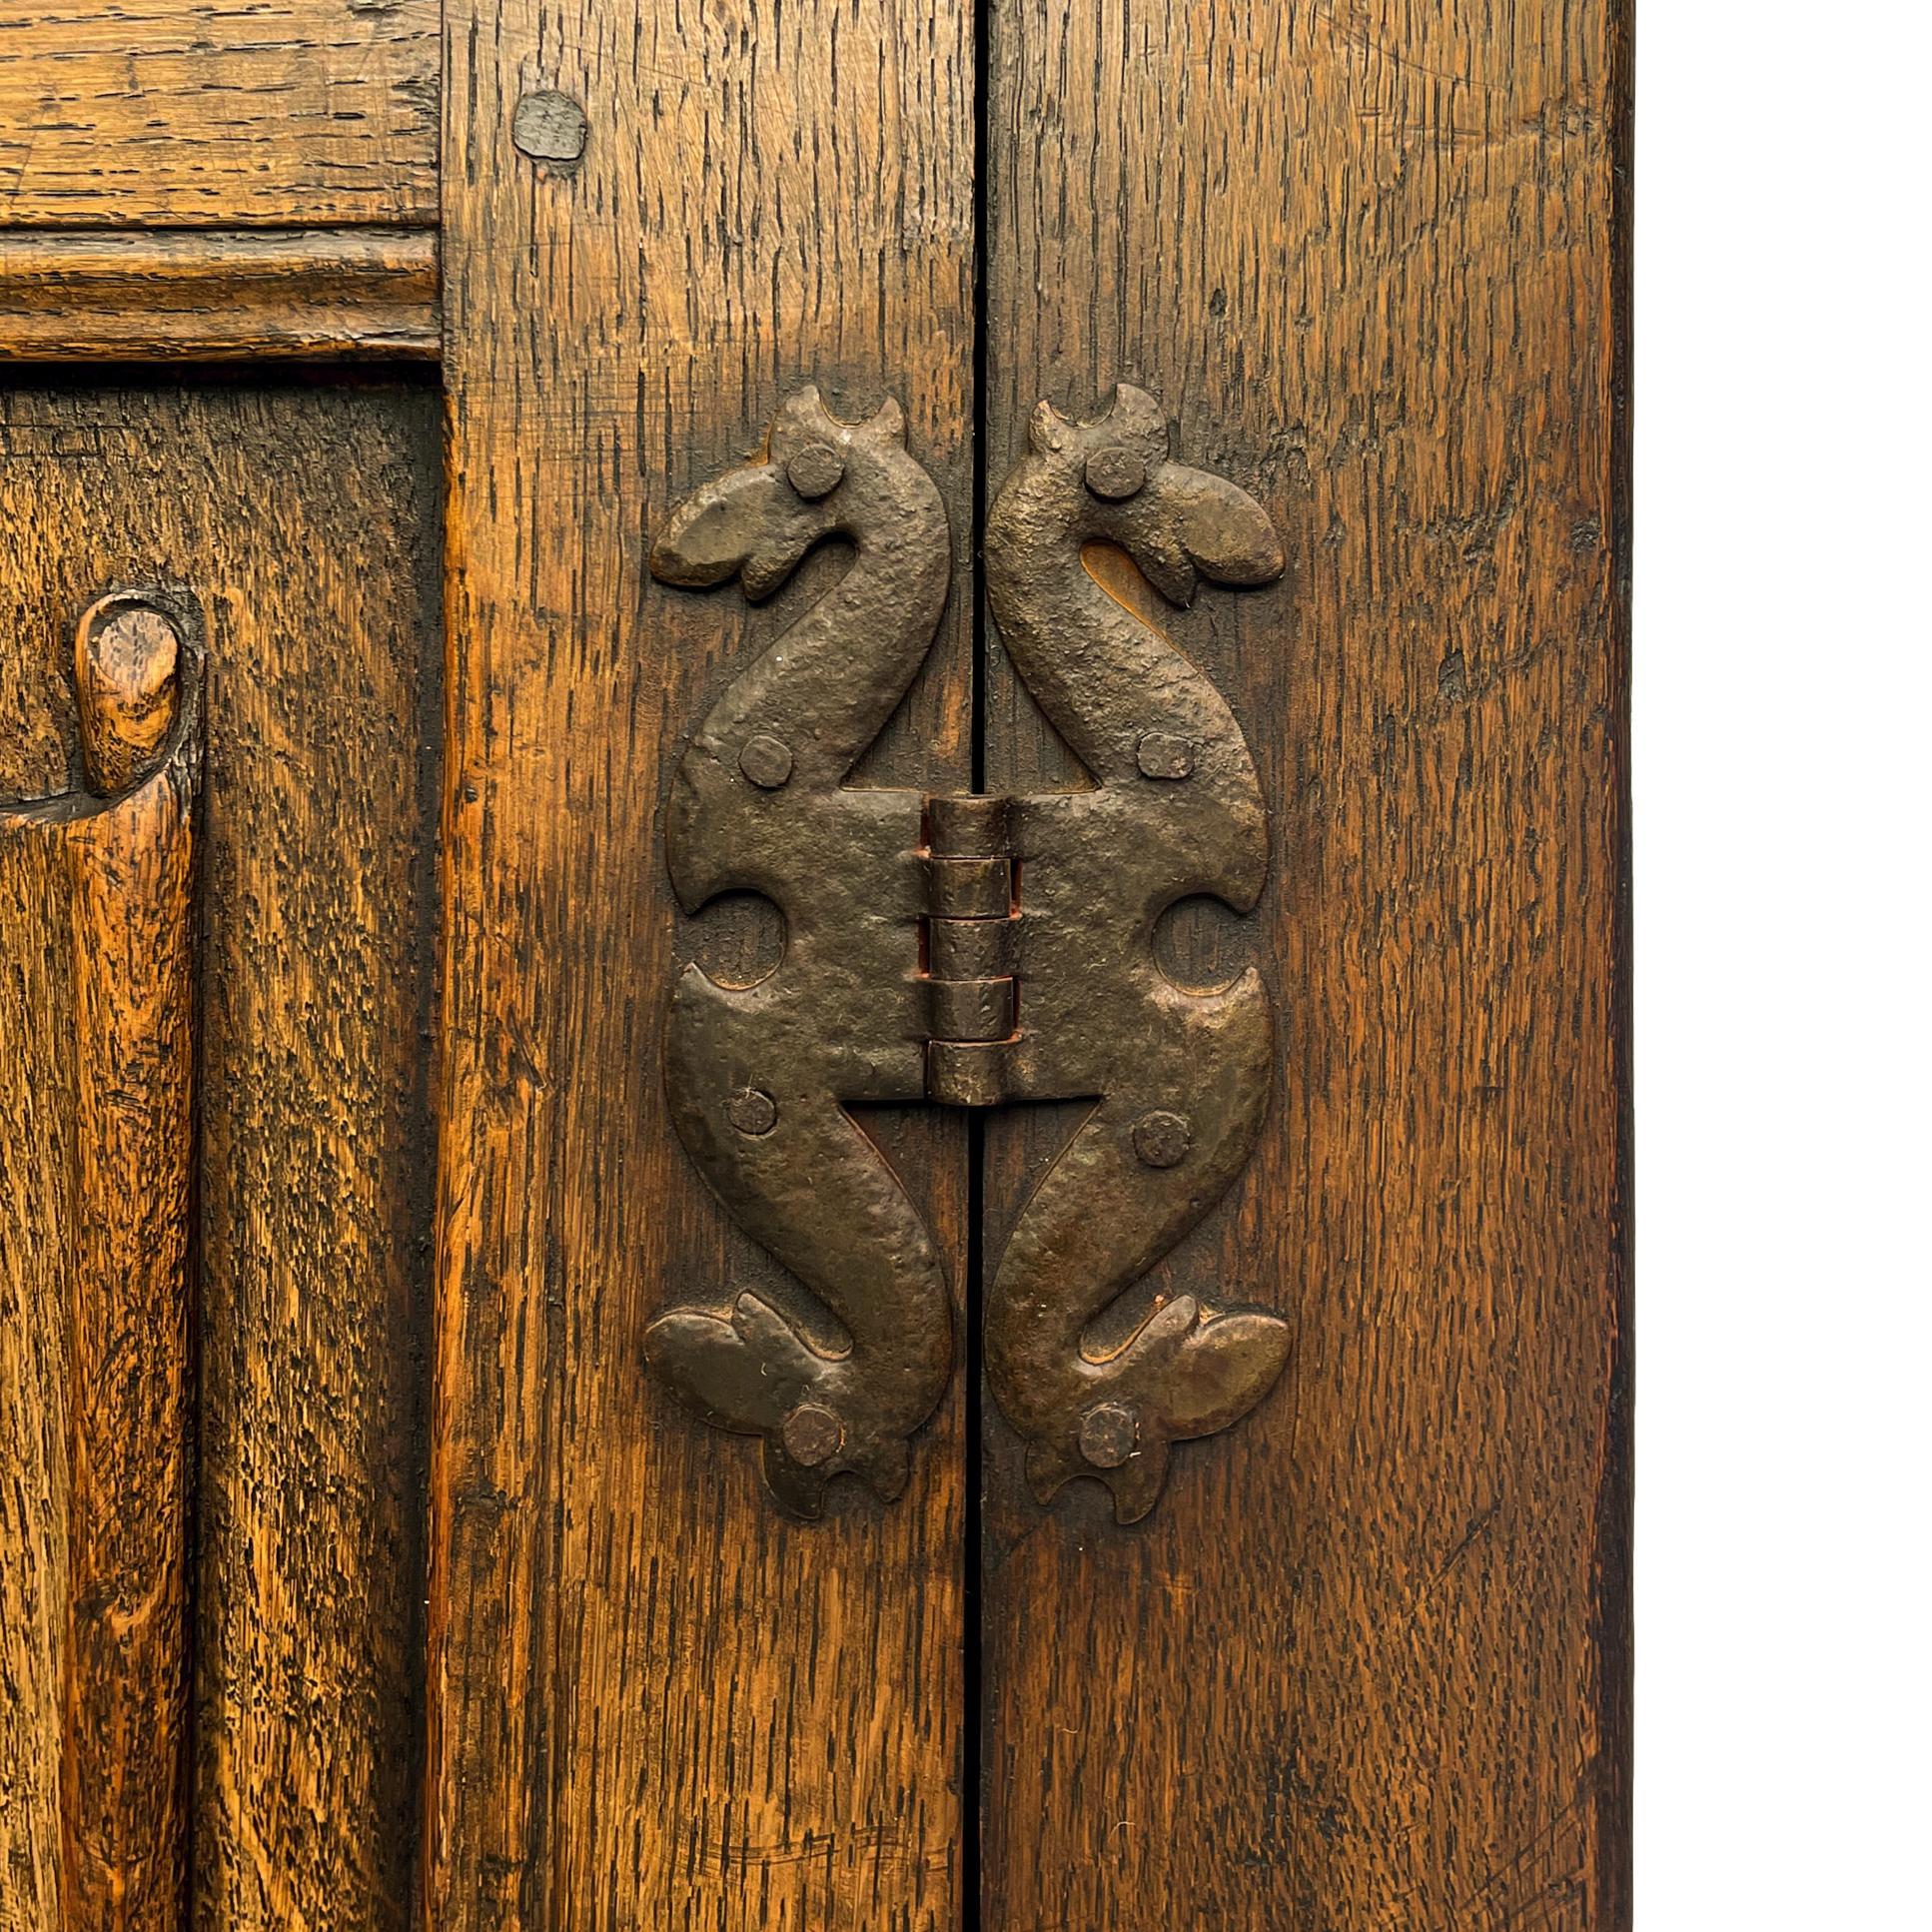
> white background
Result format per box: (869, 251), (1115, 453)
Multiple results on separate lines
(1635, 4), (1929, 1923)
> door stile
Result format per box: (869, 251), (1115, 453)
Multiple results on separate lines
(425, 4), (978, 1926)
(973, 2), (1632, 1926)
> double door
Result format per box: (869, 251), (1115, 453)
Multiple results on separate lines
(0, 2), (1628, 1925)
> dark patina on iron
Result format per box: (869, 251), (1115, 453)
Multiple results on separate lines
(648, 384), (1290, 1522)
(647, 388), (954, 1518)
(978, 386), (1291, 1521)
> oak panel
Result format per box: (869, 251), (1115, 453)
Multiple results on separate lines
(0, 1), (439, 229)
(0, 380), (443, 1932)
(980, 2), (1630, 1926)
(427, 4), (974, 1929)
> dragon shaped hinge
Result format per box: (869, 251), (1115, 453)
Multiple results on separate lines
(647, 383), (1290, 1523)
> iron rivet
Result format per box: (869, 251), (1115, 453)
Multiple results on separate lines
(1085, 448), (1147, 500)
(510, 90), (588, 166)
(738, 732), (794, 789)
(1078, 1403), (1139, 1468)
(781, 1402), (843, 1466)
(1136, 730), (1195, 780)
(725, 1087), (778, 1136)
(785, 443), (846, 499)
(1131, 1109), (1192, 1169)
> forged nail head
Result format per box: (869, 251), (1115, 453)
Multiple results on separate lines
(1078, 1403), (1140, 1468)
(1136, 730), (1196, 780)
(781, 1403), (844, 1467)
(725, 1088), (778, 1137)
(738, 732), (794, 789)
(1131, 1109), (1193, 1169)
(786, 443), (846, 499)
(511, 90), (588, 165)
(1085, 448), (1147, 499)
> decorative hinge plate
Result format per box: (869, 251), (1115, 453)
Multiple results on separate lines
(646, 383), (1290, 1522)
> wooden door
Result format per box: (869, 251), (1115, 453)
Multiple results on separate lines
(0, 4), (1628, 1928)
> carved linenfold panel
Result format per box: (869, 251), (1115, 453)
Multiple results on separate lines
(0, 590), (201, 1925)
(649, 383), (1290, 1522)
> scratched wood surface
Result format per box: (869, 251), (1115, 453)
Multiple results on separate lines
(0, 380), (443, 1932)
(426, 4), (973, 1929)
(0, 1), (439, 230)
(979, 2), (1630, 1927)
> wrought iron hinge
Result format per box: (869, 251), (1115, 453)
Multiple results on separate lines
(646, 383), (1291, 1522)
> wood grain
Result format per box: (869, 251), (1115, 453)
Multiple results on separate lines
(0, 1), (439, 230)
(426, 3), (974, 1926)
(0, 230), (440, 363)
(979, 2), (1630, 1927)
(0, 811), (72, 1926)
(59, 689), (199, 1932)
(0, 380), (444, 1932)
(0, 631), (199, 1932)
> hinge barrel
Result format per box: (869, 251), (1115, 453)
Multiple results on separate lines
(922, 792), (1018, 1105)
